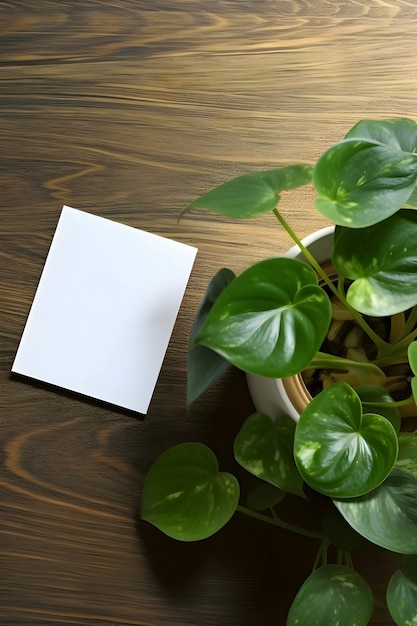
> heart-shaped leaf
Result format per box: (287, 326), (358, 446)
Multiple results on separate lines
(313, 138), (417, 228)
(335, 433), (417, 554)
(196, 257), (331, 378)
(387, 556), (417, 626)
(234, 412), (304, 497)
(294, 382), (398, 498)
(332, 209), (417, 316)
(345, 118), (417, 153)
(141, 443), (239, 541)
(183, 165), (313, 219)
(355, 385), (400, 433)
(187, 268), (235, 405)
(286, 565), (374, 626)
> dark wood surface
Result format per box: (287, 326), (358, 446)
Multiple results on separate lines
(1, 1), (416, 624)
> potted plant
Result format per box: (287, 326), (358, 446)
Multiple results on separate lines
(141, 118), (417, 625)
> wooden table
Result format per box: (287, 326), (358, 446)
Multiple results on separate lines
(1, 2), (416, 624)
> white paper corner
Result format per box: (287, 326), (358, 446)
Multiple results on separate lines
(12, 206), (197, 413)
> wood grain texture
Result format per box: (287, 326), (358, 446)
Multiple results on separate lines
(1, 1), (416, 624)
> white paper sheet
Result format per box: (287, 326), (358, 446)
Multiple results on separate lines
(12, 206), (198, 413)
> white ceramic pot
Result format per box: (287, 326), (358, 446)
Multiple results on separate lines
(246, 225), (335, 422)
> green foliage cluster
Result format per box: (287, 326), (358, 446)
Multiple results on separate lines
(142, 119), (417, 625)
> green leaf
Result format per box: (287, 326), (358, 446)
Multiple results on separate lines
(411, 377), (417, 409)
(408, 342), (417, 407)
(183, 165), (313, 219)
(286, 565), (374, 626)
(187, 268), (235, 405)
(294, 382), (398, 498)
(409, 341), (417, 376)
(313, 138), (417, 228)
(335, 433), (417, 554)
(245, 481), (286, 511)
(141, 443), (239, 541)
(387, 556), (417, 626)
(404, 185), (417, 209)
(196, 257), (332, 378)
(345, 118), (417, 153)
(332, 209), (417, 316)
(356, 385), (401, 433)
(345, 117), (417, 153)
(234, 412), (304, 497)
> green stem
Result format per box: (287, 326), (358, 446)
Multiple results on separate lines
(362, 395), (414, 409)
(310, 352), (386, 385)
(237, 505), (324, 541)
(398, 306), (417, 341)
(337, 548), (343, 565)
(311, 352), (381, 372)
(272, 208), (388, 353)
(374, 351), (409, 369)
(312, 540), (331, 571)
(376, 327), (417, 365)
(273, 208), (337, 291)
(344, 551), (353, 569)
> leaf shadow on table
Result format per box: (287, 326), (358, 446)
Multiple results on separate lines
(136, 500), (320, 624)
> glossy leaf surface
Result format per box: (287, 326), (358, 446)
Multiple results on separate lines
(404, 185), (417, 209)
(196, 257), (331, 378)
(286, 565), (373, 626)
(332, 210), (417, 316)
(141, 443), (239, 541)
(184, 165), (313, 218)
(387, 556), (417, 626)
(313, 138), (417, 228)
(335, 434), (417, 554)
(345, 118), (417, 153)
(294, 382), (398, 497)
(187, 268), (235, 405)
(234, 412), (304, 497)
(356, 385), (400, 432)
